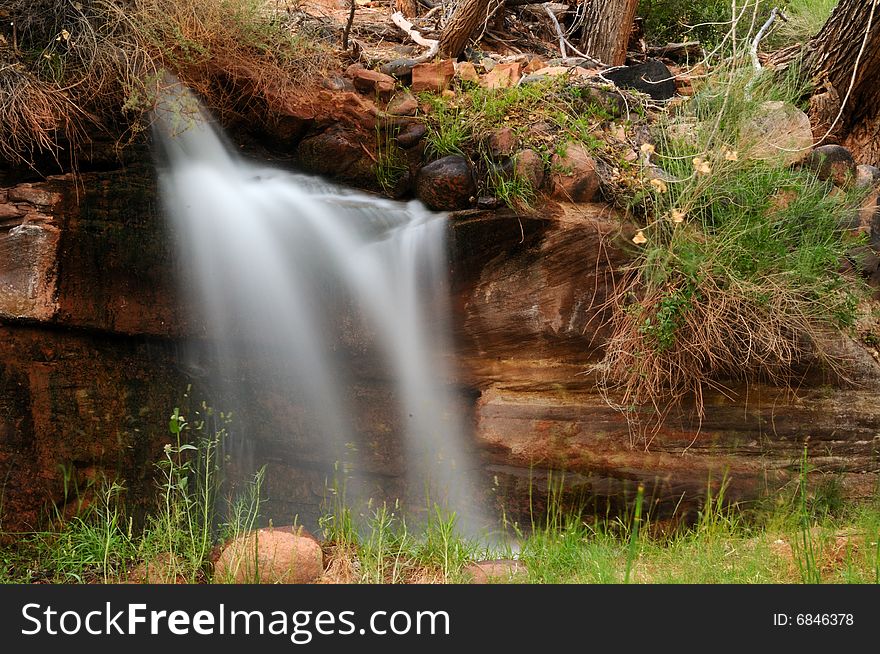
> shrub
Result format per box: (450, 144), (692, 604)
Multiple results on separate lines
(598, 63), (868, 435)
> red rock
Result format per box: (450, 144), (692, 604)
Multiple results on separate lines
(214, 527), (324, 584)
(523, 57), (546, 74)
(487, 127), (518, 158)
(386, 92), (418, 116)
(455, 61), (480, 84)
(513, 148), (545, 189)
(0, 202), (24, 219)
(0, 221), (60, 321)
(551, 143), (601, 202)
(481, 62), (522, 89)
(411, 60), (455, 93)
(8, 184), (63, 208)
(351, 69), (396, 96)
(415, 155), (475, 210)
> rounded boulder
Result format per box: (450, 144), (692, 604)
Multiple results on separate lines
(416, 156), (476, 210)
(214, 527), (324, 584)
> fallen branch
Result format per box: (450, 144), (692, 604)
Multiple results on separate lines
(391, 11), (440, 63)
(647, 41), (703, 60)
(542, 3), (567, 59)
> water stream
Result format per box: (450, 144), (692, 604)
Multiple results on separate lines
(153, 87), (489, 537)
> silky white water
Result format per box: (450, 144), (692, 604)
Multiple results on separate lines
(153, 88), (488, 536)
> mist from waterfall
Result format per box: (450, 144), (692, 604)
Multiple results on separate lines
(153, 87), (490, 537)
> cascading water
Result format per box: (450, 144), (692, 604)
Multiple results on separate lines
(153, 86), (490, 537)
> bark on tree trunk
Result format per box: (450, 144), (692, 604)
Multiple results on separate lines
(395, 0), (419, 19)
(579, 0), (639, 67)
(438, 0), (490, 59)
(807, 0), (880, 165)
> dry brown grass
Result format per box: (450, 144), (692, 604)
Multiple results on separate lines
(1, 0), (336, 167)
(597, 268), (848, 442)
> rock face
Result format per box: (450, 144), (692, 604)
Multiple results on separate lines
(2, 145), (880, 534)
(214, 527), (323, 584)
(415, 156), (476, 210)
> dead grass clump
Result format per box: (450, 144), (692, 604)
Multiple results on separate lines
(130, 0), (333, 123)
(1, 0), (336, 167)
(0, 63), (87, 165)
(599, 271), (843, 433)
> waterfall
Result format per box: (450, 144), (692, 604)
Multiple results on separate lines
(153, 86), (489, 537)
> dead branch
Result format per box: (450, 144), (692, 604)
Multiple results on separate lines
(391, 10), (440, 62)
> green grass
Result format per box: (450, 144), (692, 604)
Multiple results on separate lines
(2, 459), (880, 584)
(773, 0), (838, 47)
(598, 61), (869, 428)
(416, 78), (625, 210)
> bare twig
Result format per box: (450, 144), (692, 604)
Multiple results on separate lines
(750, 7), (785, 71)
(342, 0), (356, 51)
(542, 2), (567, 58)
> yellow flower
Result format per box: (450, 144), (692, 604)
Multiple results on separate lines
(632, 230), (647, 245)
(723, 148), (738, 161)
(61, 29), (70, 41)
(670, 209), (685, 224)
(693, 157), (712, 175)
(649, 177), (668, 193)
(640, 143), (656, 155)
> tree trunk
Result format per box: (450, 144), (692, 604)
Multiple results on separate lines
(579, 0), (639, 66)
(438, 0), (490, 59)
(395, 0), (419, 19)
(807, 0), (880, 165)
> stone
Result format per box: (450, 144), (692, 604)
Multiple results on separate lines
(857, 164), (880, 189)
(0, 201), (24, 219)
(481, 62), (522, 89)
(487, 127), (518, 158)
(0, 221), (60, 321)
(7, 184), (63, 207)
(297, 128), (367, 178)
(415, 156), (476, 210)
(344, 63), (364, 78)
(395, 122), (427, 149)
(603, 59), (676, 101)
(513, 149), (545, 190)
(386, 92), (418, 116)
(740, 101), (813, 166)
(480, 57), (497, 72)
(321, 76), (355, 93)
(522, 57), (546, 74)
(380, 58), (418, 82)
(804, 144), (857, 186)
(351, 69), (396, 96)
(477, 196), (501, 210)
(463, 559), (527, 583)
(411, 60), (455, 93)
(551, 143), (600, 202)
(520, 66), (570, 85)
(214, 527), (323, 584)
(455, 61), (481, 84)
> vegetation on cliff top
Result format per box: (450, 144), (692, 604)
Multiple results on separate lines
(0, 0), (334, 165)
